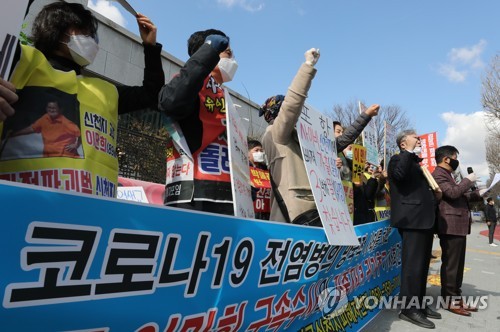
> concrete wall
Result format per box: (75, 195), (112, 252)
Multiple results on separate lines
(24, 0), (268, 139)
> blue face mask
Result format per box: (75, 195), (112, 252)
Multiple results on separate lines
(344, 150), (353, 159)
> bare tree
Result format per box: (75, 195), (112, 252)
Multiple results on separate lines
(485, 134), (500, 175)
(326, 100), (412, 159)
(481, 54), (500, 138)
(481, 54), (500, 180)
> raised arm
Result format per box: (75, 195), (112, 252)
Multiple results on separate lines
(336, 104), (379, 152)
(271, 48), (319, 144)
(117, 14), (165, 114)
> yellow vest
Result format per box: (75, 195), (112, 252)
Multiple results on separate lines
(0, 45), (119, 196)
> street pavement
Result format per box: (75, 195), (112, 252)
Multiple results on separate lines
(362, 221), (500, 331)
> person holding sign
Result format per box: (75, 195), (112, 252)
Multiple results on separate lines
(248, 139), (271, 220)
(260, 46), (380, 226)
(388, 129), (441, 329)
(158, 29), (237, 215)
(0, 2), (164, 197)
(432, 145), (482, 316)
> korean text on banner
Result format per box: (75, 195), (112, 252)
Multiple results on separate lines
(0, 0), (30, 79)
(225, 91), (254, 219)
(296, 104), (358, 246)
(0, 181), (401, 331)
(359, 102), (379, 165)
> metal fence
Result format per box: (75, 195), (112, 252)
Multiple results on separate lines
(116, 126), (167, 184)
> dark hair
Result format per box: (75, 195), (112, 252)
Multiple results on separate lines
(333, 121), (342, 129)
(187, 29), (228, 57)
(487, 197), (493, 203)
(32, 1), (98, 57)
(435, 145), (459, 163)
(247, 139), (262, 150)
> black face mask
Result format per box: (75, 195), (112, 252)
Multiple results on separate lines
(448, 158), (459, 171)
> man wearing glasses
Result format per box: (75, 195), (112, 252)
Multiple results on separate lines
(388, 129), (441, 329)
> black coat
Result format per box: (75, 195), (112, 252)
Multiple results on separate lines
(388, 150), (436, 230)
(485, 204), (497, 223)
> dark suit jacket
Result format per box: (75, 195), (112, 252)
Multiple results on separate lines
(388, 150), (436, 230)
(432, 166), (480, 236)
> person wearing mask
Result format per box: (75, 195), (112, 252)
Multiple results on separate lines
(260, 48), (380, 225)
(485, 197), (498, 246)
(0, 1), (164, 197)
(388, 129), (442, 329)
(158, 29), (237, 215)
(248, 139), (271, 220)
(432, 145), (482, 316)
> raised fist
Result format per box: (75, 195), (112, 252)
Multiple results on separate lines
(205, 35), (229, 54)
(305, 48), (320, 66)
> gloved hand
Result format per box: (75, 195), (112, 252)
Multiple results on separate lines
(465, 173), (477, 182)
(205, 35), (229, 54)
(305, 48), (320, 66)
(479, 188), (488, 196)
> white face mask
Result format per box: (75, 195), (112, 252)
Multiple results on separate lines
(217, 57), (238, 82)
(412, 146), (422, 155)
(66, 35), (99, 66)
(252, 151), (265, 163)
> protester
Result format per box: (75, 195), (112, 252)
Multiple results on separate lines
(158, 29), (236, 215)
(432, 145), (482, 316)
(484, 197), (498, 246)
(260, 48), (380, 225)
(0, 1), (164, 196)
(248, 139), (271, 220)
(348, 161), (377, 225)
(388, 129), (441, 329)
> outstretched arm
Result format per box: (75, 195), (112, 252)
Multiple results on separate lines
(272, 48), (320, 144)
(117, 14), (165, 114)
(336, 104), (379, 152)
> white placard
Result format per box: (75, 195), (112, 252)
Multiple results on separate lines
(117, 186), (149, 203)
(225, 91), (255, 219)
(0, 0), (30, 79)
(297, 104), (359, 246)
(359, 102), (379, 165)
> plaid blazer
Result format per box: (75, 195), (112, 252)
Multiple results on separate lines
(432, 166), (480, 236)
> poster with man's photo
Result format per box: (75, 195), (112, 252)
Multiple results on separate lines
(0, 87), (82, 160)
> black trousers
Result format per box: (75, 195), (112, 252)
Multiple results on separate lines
(398, 228), (434, 312)
(439, 234), (467, 298)
(488, 222), (497, 244)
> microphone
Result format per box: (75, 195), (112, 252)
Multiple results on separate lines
(467, 167), (477, 191)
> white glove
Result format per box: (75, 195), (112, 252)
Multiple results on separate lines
(465, 173), (477, 182)
(479, 188), (488, 196)
(305, 48), (320, 66)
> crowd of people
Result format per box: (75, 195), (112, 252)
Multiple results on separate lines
(0, 1), (497, 330)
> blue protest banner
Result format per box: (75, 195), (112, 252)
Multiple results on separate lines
(0, 181), (401, 331)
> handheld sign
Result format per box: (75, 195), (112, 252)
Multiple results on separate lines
(108, 0), (138, 16)
(225, 91), (255, 219)
(359, 102), (379, 165)
(297, 104), (359, 246)
(0, 0), (31, 79)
